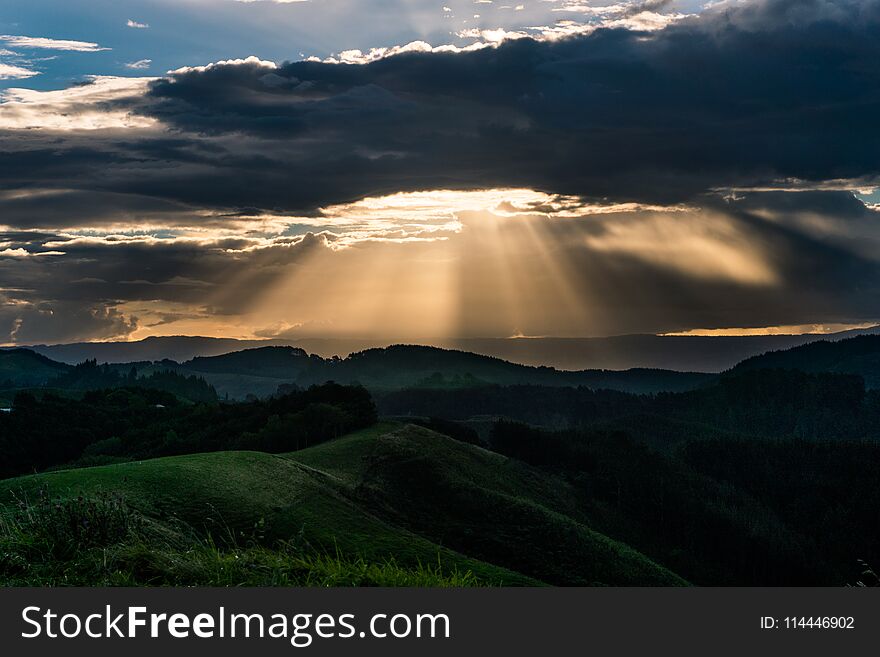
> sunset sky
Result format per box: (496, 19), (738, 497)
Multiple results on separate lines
(1, 0), (879, 345)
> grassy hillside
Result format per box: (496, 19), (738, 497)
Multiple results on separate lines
(0, 423), (684, 586)
(288, 424), (686, 586)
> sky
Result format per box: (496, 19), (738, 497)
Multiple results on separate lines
(1, 0), (880, 345)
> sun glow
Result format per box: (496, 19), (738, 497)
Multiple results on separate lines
(230, 189), (782, 341)
(28, 188), (796, 343)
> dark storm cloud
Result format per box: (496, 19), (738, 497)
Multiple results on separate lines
(0, 231), (327, 306)
(119, 0), (880, 208)
(0, 228), (331, 343)
(1, 0), (879, 216)
(0, 190), (199, 229)
(0, 298), (137, 345)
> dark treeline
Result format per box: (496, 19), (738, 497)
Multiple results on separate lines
(488, 421), (880, 586)
(729, 334), (880, 389)
(0, 383), (376, 478)
(377, 385), (641, 428)
(680, 439), (880, 577)
(378, 369), (880, 444)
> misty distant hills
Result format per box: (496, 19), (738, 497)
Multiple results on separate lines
(142, 335), (880, 440)
(445, 327), (880, 372)
(22, 327), (880, 372)
(175, 345), (712, 397)
(1, 342), (709, 399)
(26, 335), (291, 365)
(9, 331), (880, 400)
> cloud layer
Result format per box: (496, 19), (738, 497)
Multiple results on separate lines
(5, 0), (878, 210)
(1, 0), (880, 343)
(0, 35), (109, 52)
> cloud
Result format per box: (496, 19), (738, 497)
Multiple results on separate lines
(0, 62), (39, 80)
(0, 189), (198, 230)
(91, 0), (875, 210)
(125, 59), (152, 70)
(2, 1), (879, 210)
(0, 298), (138, 344)
(1, 187), (879, 342)
(126, 20), (150, 29)
(119, 276), (214, 287)
(555, 1), (675, 17)
(321, 40), (493, 64)
(0, 76), (156, 130)
(0, 35), (109, 52)
(0, 225), (333, 344)
(0, 248), (65, 257)
(168, 55), (277, 75)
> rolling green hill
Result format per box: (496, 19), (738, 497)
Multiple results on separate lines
(0, 423), (684, 587)
(289, 424), (686, 586)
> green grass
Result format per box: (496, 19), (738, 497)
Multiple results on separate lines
(288, 424), (686, 586)
(0, 492), (481, 586)
(0, 428), (531, 586)
(0, 423), (686, 586)
(103, 547), (483, 587)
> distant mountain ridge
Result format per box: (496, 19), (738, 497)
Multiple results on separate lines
(2, 342), (710, 398)
(7, 332), (880, 400)
(24, 335), (291, 365)
(174, 344), (712, 397)
(19, 327), (880, 372)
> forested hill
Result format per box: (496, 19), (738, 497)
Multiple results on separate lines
(728, 335), (880, 388)
(0, 349), (70, 388)
(378, 368), (880, 445)
(7, 335), (880, 404)
(0, 351), (217, 405)
(175, 344), (712, 396)
(0, 383), (376, 479)
(2, 343), (710, 402)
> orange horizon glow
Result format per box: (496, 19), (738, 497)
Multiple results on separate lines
(661, 323), (880, 337)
